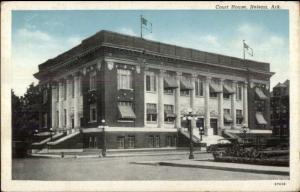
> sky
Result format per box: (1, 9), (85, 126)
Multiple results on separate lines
(12, 10), (289, 96)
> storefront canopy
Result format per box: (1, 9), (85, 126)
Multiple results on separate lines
(210, 81), (222, 93)
(255, 112), (267, 125)
(164, 76), (178, 89)
(223, 84), (235, 94)
(180, 79), (194, 90)
(118, 105), (136, 119)
(255, 87), (268, 100)
(224, 113), (233, 123)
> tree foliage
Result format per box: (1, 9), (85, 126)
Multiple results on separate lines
(12, 83), (41, 142)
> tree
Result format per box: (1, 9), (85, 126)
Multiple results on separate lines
(11, 83), (41, 142)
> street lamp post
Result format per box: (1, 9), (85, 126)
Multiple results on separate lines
(99, 119), (107, 157)
(199, 126), (204, 151)
(182, 109), (197, 159)
(49, 128), (53, 141)
(241, 124), (248, 148)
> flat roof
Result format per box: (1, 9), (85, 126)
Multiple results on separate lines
(37, 30), (271, 73)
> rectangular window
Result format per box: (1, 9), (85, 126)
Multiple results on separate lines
(236, 109), (243, 125)
(164, 89), (174, 94)
(209, 87), (218, 98)
(195, 79), (204, 96)
(148, 136), (154, 148)
(64, 109), (67, 127)
(63, 81), (67, 100)
(155, 136), (160, 148)
(166, 136), (172, 147)
(146, 73), (156, 92)
(224, 109), (231, 126)
(56, 88), (59, 102)
(224, 109), (231, 114)
(79, 78), (82, 96)
(236, 84), (243, 100)
(89, 72), (96, 91)
(164, 105), (175, 122)
(117, 69), (132, 90)
(56, 111), (59, 127)
(173, 136), (177, 147)
(72, 79), (75, 98)
(43, 113), (47, 128)
(223, 93), (231, 99)
(43, 89), (48, 104)
(128, 136), (135, 149)
(146, 103), (157, 122)
(180, 90), (190, 96)
(90, 104), (97, 122)
(117, 136), (125, 149)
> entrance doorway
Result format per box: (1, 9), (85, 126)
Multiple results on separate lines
(196, 118), (204, 128)
(210, 119), (218, 135)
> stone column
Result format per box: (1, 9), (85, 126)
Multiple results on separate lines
(74, 74), (80, 129)
(66, 78), (72, 131)
(190, 74), (196, 129)
(58, 80), (64, 129)
(231, 81), (237, 129)
(218, 79), (224, 135)
(51, 84), (57, 129)
(158, 69), (165, 128)
(243, 82), (248, 127)
(204, 76), (211, 136)
(175, 72), (181, 128)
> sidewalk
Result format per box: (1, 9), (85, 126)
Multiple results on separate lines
(30, 149), (208, 159)
(132, 159), (289, 176)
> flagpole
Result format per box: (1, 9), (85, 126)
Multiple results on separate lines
(140, 15), (143, 38)
(243, 40), (245, 60)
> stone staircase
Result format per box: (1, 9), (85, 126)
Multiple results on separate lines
(180, 128), (230, 146)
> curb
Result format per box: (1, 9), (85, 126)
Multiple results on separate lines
(29, 151), (209, 159)
(158, 162), (289, 176)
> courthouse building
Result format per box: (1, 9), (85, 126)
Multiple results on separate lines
(33, 30), (274, 151)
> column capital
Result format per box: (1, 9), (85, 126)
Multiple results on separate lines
(191, 73), (198, 79)
(159, 69), (166, 74)
(219, 78), (225, 84)
(205, 76), (212, 82)
(176, 71), (182, 76)
(244, 81), (249, 86)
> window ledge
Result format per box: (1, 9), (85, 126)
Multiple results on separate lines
(118, 120), (135, 123)
(146, 121), (157, 124)
(146, 91), (157, 94)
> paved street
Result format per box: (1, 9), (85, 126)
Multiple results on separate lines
(12, 153), (288, 180)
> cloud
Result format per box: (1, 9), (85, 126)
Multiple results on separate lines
(119, 27), (138, 36)
(12, 27), (82, 96)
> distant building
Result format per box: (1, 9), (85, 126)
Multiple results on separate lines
(270, 80), (289, 138)
(32, 30), (274, 152)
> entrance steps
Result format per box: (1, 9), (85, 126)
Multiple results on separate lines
(180, 128), (230, 146)
(32, 132), (64, 146)
(47, 131), (80, 145)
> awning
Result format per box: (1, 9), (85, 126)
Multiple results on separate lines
(255, 112), (267, 125)
(255, 87), (268, 100)
(118, 105), (136, 119)
(210, 81), (222, 93)
(224, 113), (233, 122)
(180, 79), (194, 90)
(164, 77), (178, 89)
(223, 84), (235, 94)
(146, 108), (157, 114)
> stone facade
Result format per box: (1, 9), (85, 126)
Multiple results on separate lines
(34, 30), (274, 150)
